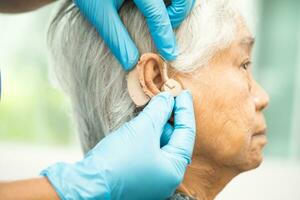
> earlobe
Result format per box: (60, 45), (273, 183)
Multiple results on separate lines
(127, 53), (182, 107)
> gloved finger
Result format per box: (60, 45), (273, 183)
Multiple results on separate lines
(130, 92), (174, 138)
(167, 0), (196, 28)
(99, 8), (139, 70)
(160, 123), (174, 147)
(74, 0), (139, 70)
(133, 0), (178, 61)
(162, 90), (196, 165)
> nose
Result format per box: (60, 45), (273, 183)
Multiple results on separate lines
(252, 81), (270, 111)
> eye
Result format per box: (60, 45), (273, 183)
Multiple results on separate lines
(241, 61), (252, 70)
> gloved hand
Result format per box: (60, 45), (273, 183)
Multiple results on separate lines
(41, 91), (196, 200)
(74, 0), (196, 70)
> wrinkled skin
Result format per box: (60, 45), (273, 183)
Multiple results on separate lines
(172, 21), (269, 198)
(131, 18), (270, 199)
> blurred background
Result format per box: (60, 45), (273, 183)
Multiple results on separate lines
(0, 0), (299, 199)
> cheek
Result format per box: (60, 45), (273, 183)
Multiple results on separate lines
(186, 69), (256, 165)
(194, 100), (254, 165)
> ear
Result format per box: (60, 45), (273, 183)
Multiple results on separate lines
(127, 53), (182, 107)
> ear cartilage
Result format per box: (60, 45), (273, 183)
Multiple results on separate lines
(161, 62), (170, 83)
(127, 54), (183, 107)
(161, 60), (182, 97)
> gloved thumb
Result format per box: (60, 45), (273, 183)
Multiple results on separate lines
(99, 7), (139, 70)
(162, 90), (196, 165)
(74, 0), (139, 70)
(160, 123), (174, 147)
(129, 92), (175, 139)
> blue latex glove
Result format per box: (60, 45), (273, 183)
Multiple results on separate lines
(41, 91), (196, 200)
(74, 0), (196, 71)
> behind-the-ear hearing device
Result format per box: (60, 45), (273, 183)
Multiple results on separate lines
(127, 66), (151, 107)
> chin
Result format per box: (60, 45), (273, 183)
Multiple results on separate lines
(250, 155), (264, 169)
(236, 153), (264, 172)
(236, 137), (267, 171)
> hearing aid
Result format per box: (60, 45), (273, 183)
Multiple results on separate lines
(127, 54), (183, 107)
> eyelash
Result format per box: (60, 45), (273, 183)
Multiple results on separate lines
(241, 61), (252, 70)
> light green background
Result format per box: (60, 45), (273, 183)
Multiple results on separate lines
(0, 1), (299, 159)
(254, 0), (300, 158)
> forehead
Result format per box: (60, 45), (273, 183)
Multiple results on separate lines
(211, 24), (254, 64)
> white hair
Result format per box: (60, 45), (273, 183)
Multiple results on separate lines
(48, 0), (241, 153)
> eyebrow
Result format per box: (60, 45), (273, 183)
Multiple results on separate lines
(240, 37), (255, 50)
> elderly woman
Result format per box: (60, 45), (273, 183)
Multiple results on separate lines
(48, 0), (269, 199)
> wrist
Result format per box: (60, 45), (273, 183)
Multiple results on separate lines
(0, 178), (60, 200)
(41, 160), (111, 200)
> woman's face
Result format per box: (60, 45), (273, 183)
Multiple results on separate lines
(175, 23), (269, 171)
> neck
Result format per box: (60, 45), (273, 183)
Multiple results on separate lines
(179, 157), (239, 200)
